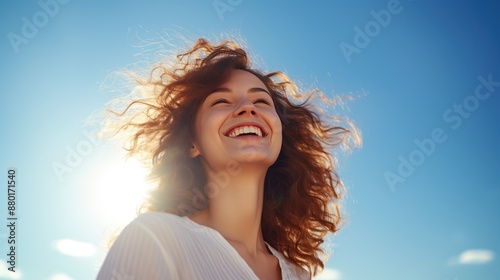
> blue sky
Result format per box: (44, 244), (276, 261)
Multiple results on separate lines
(1, 1), (499, 279)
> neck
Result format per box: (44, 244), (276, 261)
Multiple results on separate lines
(190, 165), (269, 258)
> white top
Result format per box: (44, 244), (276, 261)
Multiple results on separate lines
(96, 212), (310, 280)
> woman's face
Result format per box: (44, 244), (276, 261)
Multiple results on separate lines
(192, 69), (283, 172)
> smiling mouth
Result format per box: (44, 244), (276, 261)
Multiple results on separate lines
(226, 125), (265, 138)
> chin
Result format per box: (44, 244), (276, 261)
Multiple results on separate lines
(232, 150), (279, 166)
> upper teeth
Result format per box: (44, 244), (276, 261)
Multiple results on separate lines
(228, 126), (263, 137)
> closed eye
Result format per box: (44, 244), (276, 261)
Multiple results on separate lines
(254, 98), (271, 105)
(212, 98), (230, 106)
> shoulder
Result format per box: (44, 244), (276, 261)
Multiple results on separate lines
(97, 212), (189, 279)
(132, 211), (185, 226)
(265, 243), (311, 280)
(117, 211), (197, 247)
(108, 212), (194, 264)
(280, 259), (310, 280)
(288, 264), (310, 280)
(128, 211), (187, 232)
(110, 211), (191, 254)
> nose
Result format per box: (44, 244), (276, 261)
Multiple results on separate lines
(234, 99), (257, 117)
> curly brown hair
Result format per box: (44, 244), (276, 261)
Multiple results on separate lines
(106, 37), (361, 278)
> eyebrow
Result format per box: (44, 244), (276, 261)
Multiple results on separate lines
(211, 87), (271, 95)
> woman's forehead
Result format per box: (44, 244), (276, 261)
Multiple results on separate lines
(220, 69), (268, 88)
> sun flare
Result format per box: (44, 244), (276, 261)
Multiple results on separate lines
(92, 155), (154, 227)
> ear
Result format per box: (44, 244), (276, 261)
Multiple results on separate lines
(190, 143), (200, 158)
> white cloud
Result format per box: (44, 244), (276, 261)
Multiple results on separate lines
(0, 261), (22, 279)
(313, 268), (341, 280)
(54, 238), (97, 257)
(458, 249), (494, 265)
(49, 273), (75, 280)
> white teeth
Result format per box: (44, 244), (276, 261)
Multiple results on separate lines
(228, 125), (263, 137)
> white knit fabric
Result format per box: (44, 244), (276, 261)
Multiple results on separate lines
(96, 212), (310, 280)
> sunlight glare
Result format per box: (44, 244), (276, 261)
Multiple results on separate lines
(93, 155), (154, 227)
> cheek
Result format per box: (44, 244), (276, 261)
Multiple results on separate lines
(269, 111), (283, 134)
(195, 110), (226, 145)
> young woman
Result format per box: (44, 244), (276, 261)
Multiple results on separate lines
(96, 38), (360, 280)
